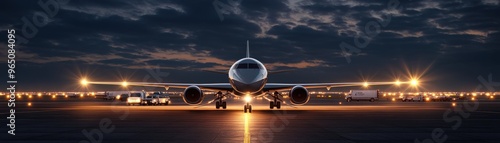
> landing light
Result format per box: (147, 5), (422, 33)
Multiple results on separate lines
(363, 82), (369, 87)
(244, 95), (252, 103)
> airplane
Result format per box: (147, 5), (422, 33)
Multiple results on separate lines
(81, 41), (418, 113)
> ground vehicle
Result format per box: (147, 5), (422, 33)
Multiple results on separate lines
(142, 95), (154, 105)
(118, 93), (129, 101)
(345, 90), (379, 102)
(151, 94), (171, 105)
(402, 94), (423, 102)
(105, 91), (131, 100)
(127, 91), (148, 105)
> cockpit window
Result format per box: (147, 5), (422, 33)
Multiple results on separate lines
(237, 63), (247, 69)
(248, 63), (259, 69)
(237, 63), (260, 69)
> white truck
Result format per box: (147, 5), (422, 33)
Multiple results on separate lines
(126, 91), (149, 105)
(345, 90), (379, 102)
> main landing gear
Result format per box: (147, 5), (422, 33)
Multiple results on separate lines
(269, 91), (282, 109)
(215, 91), (227, 109)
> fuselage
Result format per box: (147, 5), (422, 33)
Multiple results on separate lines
(228, 58), (268, 95)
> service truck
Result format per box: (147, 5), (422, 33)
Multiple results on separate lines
(345, 90), (379, 102)
(126, 91), (151, 105)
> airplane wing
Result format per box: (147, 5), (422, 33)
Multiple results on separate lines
(84, 81), (233, 91)
(264, 81), (411, 91)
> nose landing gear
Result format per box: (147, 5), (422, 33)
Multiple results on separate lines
(244, 103), (252, 113)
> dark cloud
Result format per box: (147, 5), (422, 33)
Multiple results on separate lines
(0, 0), (499, 91)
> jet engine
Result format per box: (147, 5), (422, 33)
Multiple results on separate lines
(182, 86), (204, 104)
(289, 85), (310, 105)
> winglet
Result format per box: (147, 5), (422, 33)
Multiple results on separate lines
(246, 40), (250, 58)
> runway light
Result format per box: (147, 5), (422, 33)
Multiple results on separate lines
(452, 103), (456, 107)
(122, 81), (128, 87)
(28, 102), (31, 106)
(81, 79), (88, 86)
(426, 97), (430, 101)
(395, 80), (401, 86)
(490, 96), (494, 99)
(65, 95), (68, 98)
(52, 95), (56, 98)
(116, 95), (121, 100)
(339, 102), (342, 105)
(471, 97), (475, 101)
(244, 95), (252, 103)
(392, 98), (395, 101)
(411, 79), (419, 86)
(37, 93), (42, 96)
(80, 94), (84, 97)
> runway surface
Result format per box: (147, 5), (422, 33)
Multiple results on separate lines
(1, 96), (500, 143)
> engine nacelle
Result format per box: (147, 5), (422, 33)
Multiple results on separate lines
(182, 86), (204, 105)
(289, 85), (310, 105)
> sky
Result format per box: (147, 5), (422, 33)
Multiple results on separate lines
(0, 0), (499, 92)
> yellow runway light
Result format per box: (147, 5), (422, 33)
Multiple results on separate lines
(81, 79), (88, 86)
(122, 81), (128, 87)
(411, 79), (419, 86)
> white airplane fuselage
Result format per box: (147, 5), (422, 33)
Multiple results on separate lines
(228, 58), (268, 96)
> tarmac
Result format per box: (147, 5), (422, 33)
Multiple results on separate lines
(1, 95), (499, 143)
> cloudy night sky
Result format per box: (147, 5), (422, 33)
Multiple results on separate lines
(1, 0), (499, 92)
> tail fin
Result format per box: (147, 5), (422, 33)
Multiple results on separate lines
(246, 40), (250, 58)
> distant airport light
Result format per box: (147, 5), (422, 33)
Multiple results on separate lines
(339, 102), (342, 105)
(122, 81), (128, 87)
(490, 96), (494, 99)
(52, 95), (56, 98)
(28, 102), (32, 106)
(116, 95), (121, 100)
(363, 82), (369, 87)
(426, 97), (430, 101)
(471, 97), (475, 101)
(452, 103), (456, 107)
(29, 95), (32, 98)
(37, 93), (42, 96)
(65, 95), (68, 98)
(81, 79), (88, 86)
(80, 94), (84, 97)
(392, 98), (395, 101)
